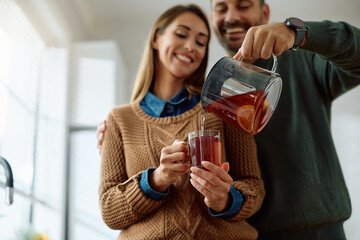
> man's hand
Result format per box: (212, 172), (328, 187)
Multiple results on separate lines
(96, 120), (106, 155)
(233, 22), (297, 62)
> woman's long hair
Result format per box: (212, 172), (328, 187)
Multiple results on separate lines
(130, 4), (211, 102)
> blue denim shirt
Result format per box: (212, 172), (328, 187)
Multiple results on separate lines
(140, 87), (200, 117)
(139, 88), (243, 217)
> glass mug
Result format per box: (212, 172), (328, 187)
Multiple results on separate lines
(201, 55), (282, 135)
(188, 130), (221, 168)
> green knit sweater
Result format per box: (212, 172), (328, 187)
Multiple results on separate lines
(99, 103), (265, 239)
(249, 20), (360, 236)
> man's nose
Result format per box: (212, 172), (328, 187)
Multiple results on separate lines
(224, 7), (242, 24)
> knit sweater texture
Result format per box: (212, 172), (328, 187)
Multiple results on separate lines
(99, 103), (265, 240)
(248, 20), (360, 237)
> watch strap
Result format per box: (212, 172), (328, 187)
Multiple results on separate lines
(285, 17), (307, 51)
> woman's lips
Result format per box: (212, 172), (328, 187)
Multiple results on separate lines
(176, 54), (192, 63)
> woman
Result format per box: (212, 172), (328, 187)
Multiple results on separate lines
(99, 4), (264, 239)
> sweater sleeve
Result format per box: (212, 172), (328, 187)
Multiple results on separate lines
(98, 110), (165, 230)
(302, 21), (360, 100)
(223, 122), (265, 222)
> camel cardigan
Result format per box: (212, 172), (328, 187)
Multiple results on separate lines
(99, 102), (265, 240)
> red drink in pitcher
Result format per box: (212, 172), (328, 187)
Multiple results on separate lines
(205, 90), (274, 135)
(188, 134), (221, 167)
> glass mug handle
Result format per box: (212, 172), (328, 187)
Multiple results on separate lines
(238, 53), (278, 72)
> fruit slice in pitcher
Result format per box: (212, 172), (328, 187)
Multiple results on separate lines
(236, 104), (255, 133)
(263, 99), (269, 109)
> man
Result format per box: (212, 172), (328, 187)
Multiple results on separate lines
(97, 0), (360, 239)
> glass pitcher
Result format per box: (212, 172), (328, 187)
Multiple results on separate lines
(201, 55), (282, 135)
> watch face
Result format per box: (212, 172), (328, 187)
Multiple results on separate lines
(290, 17), (305, 28)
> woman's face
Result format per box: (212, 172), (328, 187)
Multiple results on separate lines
(153, 12), (209, 80)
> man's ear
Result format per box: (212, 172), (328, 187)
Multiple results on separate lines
(209, 10), (214, 25)
(261, 3), (270, 24)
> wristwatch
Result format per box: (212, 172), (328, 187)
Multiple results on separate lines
(285, 17), (307, 51)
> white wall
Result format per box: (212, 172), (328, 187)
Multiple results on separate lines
(68, 41), (120, 126)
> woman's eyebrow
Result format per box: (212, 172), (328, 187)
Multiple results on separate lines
(177, 24), (191, 31)
(177, 24), (209, 38)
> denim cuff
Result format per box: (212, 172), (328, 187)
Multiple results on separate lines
(209, 185), (243, 217)
(140, 168), (169, 200)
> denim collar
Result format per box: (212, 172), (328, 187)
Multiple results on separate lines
(141, 87), (199, 117)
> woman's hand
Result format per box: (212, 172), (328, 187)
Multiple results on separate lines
(149, 140), (190, 192)
(190, 161), (233, 212)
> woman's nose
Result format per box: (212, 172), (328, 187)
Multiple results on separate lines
(184, 40), (195, 51)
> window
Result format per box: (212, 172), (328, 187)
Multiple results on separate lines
(0, 2), (119, 239)
(0, 1), (67, 238)
(67, 41), (119, 240)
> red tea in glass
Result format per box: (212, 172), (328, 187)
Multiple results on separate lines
(188, 130), (221, 167)
(205, 90), (274, 135)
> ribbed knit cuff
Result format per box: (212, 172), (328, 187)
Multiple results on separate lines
(230, 181), (261, 220)
(118, 173), (165, 214)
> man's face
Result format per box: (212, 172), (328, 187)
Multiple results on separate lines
(210, 0), (270, 55)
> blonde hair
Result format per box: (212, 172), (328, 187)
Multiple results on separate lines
(130, 4), (211, 103)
